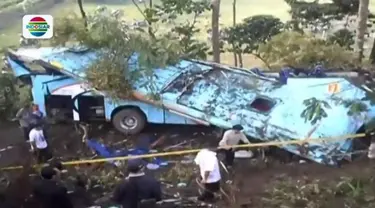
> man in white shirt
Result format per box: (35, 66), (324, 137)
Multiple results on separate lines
(194, 149), (221, 202)
(29, 122), (52, 163)
(218, 124), (250, 168)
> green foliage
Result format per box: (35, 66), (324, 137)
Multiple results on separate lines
(331, 96), (369, 116)
(258, 31), (358, 69)
(300, 97), (331, 125)
(284, 0), (363, 31)
(51, 0), (210, 99)
(222, 15), (284, 54)
(0, 74), (17, 118)
(327, 29), (355, 50)
(347, 102), (368, 116)
(160, 162), (195, 183)
(0, 73), (31, 120)
(331, 0), (359, 16)
(285, 0), (342, 30)
(262, 175), (375, 208)
(142, 0), (211, 59)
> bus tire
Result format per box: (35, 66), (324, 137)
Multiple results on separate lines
(112, 108), (146, 135)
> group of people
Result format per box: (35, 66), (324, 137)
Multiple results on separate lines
(112, 124), (250, 207)
(13, 103), (251, 208)
(14, 103), (52, 163)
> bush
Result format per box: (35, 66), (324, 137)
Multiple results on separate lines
(261, 175), (375, 208)
(0, 73), (31, 120)
(51, 13), (187, 99)
(258, 31), (359, 69)
(327, 29), (355, 50)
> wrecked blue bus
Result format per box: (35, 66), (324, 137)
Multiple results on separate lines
(5, 47), (375, 166)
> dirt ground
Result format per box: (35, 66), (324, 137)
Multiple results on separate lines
(0, 122), (373, 208)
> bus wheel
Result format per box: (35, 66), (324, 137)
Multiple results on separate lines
(112, 108), (146, 135)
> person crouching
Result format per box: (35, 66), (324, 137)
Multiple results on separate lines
(194, 148), (221, 202)
(28, 122), (52, 163)
(218, 124), (250, 168)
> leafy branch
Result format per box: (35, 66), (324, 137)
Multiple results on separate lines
(331, 96), (369, 116)
(51, 0), (211, 100)
(51, 13), (182, 100)
(300, 98), (331, 125)
(222, 15), (284, 68)
(258, 31), (359, 69)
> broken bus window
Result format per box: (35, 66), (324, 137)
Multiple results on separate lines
(249, 97), (275, 112)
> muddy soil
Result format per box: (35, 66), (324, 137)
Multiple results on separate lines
(0, 122), (373, 207)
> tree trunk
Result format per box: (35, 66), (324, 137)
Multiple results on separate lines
(232, 0), (237, 66)
(355, 0), (369, 62)
(238, 52), (243, 67)
(370, 38), (375, 64)
(233, 48), (238, 66)
(211, 0), (221, 63)
(344, 15), (350, 28)
(148, 0), (153, 35)
(77, 0), (87, 28)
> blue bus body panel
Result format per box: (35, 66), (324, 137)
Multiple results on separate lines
(6, 47), (375, 165)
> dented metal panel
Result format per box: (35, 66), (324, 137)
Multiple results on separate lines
(6, 47), (375, 165)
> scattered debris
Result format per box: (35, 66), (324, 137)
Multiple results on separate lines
(146, 163), (160, 170)
(112, 139), (128, 146)
(0, 145), (13, 152)
(163, 140), (189, 151)
(234, 150), (253, 159)
(86, 139), (168, 168)
(177, 182), (187, 187)
(368, 142), (375, 159)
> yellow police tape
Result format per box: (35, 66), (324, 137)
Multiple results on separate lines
(0, 133), (367, 171)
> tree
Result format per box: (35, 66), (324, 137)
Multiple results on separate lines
(232, 0), (237, 66)
(327, 29), (355, 50)
(211, 0), (221, 63)
(371, 39), (375, 64)
(132, 0), (211, 59)
(258, 31), (358, 69)
(356, 0), (369, 62)
(284, 0), (341, 32)
(331, 0), (360, 27)
(0, 74), (31, 120)
(52, 0), (210, 100)
(223, 15), (284, 67)
(368, 15), (375, 64)
(77, 0), (87, 28)
(285, 0), (364, 32)
(284, 0), (375, 63)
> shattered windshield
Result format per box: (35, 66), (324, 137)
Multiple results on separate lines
(162, 63), (210, 93)
(177, 68), (274, 117)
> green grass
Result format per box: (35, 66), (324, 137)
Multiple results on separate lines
(0, 0), (374, 67)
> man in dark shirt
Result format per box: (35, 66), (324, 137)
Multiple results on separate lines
(113, 158), (162, 208)
(32, 166), (73, 208)
(13, 104), (32, 141)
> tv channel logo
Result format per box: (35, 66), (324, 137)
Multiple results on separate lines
(22, 15), (53, 39)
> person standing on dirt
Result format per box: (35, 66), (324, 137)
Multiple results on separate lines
(32, 104), (44, 121)
(194, 148), (221, 202)
(29, 122), (52, 163)
(113, 158), (162, 208)
(32, 103), (49, 139)
(32, 166), (73, 208)
(218, 124), (251, 168)
(13, 103), (33, 141)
